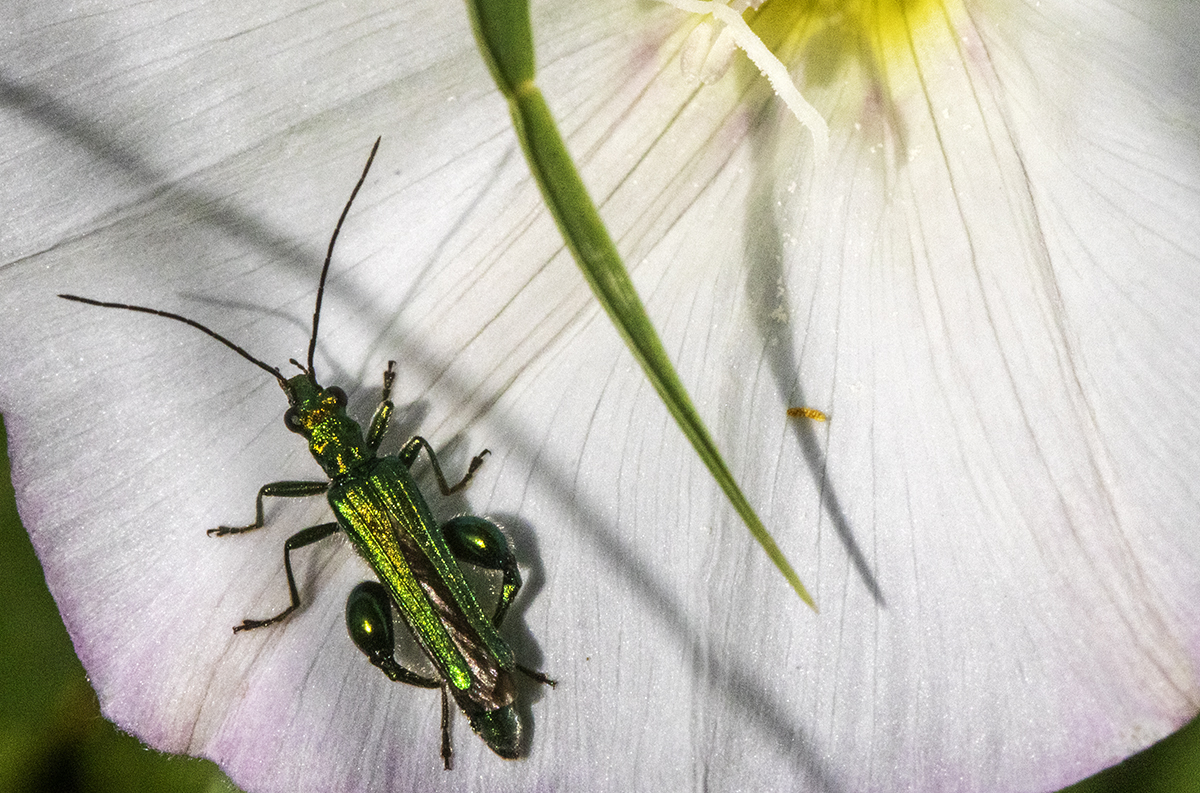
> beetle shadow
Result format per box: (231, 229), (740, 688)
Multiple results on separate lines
(483, 510), (554, 757)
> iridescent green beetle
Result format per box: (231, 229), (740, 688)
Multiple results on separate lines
(60, 138), (553, 768)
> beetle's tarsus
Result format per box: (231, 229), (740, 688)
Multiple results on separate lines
(516, 664), (557, 687)
(209, 523), (255, 536)
(440, 685), (454, 771)
(232, 607), (295, 633)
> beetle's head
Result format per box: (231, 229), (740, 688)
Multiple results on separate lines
(282, 373), (367, 476)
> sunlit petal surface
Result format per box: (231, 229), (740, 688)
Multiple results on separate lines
(1, 0), (1197, 791)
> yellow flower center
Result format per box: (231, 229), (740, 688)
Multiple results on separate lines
(662, 0), (947, 158)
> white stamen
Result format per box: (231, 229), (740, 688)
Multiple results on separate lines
(663, 0), (830, 160)
(701, 26), (740, 83)
(680, 20), (716, 82)
(681, 20), (740, 84)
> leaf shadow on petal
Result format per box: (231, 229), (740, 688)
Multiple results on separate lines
(740, 93), (887, 609)
(493, 430), (851, 791)
(0, 73), (304, 269)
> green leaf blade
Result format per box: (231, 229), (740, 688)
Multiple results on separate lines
(465, 0), (816, 610)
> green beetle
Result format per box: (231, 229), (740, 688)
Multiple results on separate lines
(60, 138), (553, 768)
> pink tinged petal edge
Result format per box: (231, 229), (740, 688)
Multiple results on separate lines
(1, 0), (1199, 791)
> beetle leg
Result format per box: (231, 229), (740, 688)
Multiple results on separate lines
(345, 581), (440, 687)
(440, 516), (521, 628)
(346, 580), (454, 768)
(208, 480), (329, 536)
(441, 685), (454, 771)
(515, 664), (557, 687)
(232, 521), (340, 632)
(398, 436), (490, 495)
(441, 517), (558, 688)
(365, 361), (396, 453)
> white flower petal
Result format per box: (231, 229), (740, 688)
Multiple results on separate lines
(2, 0), (1198, 791)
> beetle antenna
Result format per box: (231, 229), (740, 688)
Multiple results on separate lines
(307, 136), (382, 378)
(58, 294), (286, 384)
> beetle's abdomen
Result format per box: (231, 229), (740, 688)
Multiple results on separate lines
(330, 457), (516, 714)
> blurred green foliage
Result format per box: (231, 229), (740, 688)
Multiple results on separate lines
(1062, 715), (1200, 793)
(0, 416), (241, 793)
(0, 413), (1196, 792)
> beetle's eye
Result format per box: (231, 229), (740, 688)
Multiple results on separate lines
(327, 386), (347, 407)
(283, 407), (305, 434)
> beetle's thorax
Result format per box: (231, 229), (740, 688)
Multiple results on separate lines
(282, 373), (369, 477)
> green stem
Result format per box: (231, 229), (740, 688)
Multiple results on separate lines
(464, 0), (815, 611)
